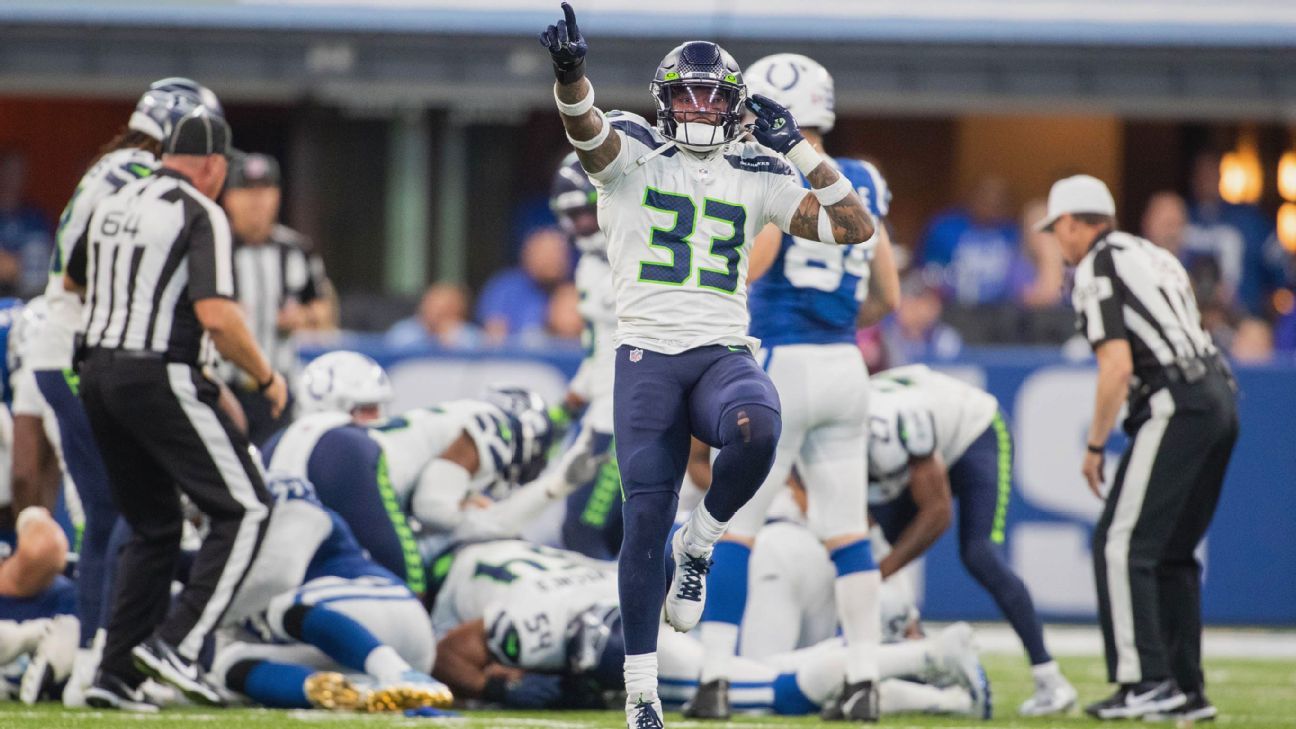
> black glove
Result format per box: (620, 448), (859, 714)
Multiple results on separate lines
(745, 93), (805, 155)
(538, 2), (588, 85)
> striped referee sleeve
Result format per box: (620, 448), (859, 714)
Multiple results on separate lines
(1072, 246), (1125, 348)
(188, 201), (237, 300)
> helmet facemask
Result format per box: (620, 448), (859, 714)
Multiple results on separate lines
(653, 79), (746, 153)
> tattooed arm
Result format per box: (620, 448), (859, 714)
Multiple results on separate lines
(786, 162), (875, 245)
(554, 78), (622, 174)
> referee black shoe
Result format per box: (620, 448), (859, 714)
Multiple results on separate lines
(1086, 680), (1186, 720)
(822, 680), (880, 722)
(131, 636), (225, 706)
(682, 678), (730, 719)
(1144, 692), (1217, 722)
(84, 672), (159, 713)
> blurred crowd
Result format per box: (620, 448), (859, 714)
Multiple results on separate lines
(863, 151), (1295, 368)
(3, 140), (1292, 366)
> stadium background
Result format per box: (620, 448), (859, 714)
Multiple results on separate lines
(2, 0), (1294, 628)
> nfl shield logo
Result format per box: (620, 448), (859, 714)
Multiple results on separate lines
(629, 348), (644, 363)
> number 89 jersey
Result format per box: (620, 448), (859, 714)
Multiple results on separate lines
(586, 112), (809, 355)
(748, 158), (890, 346)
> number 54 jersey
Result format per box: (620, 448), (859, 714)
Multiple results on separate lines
(749, 157), (889, 346)
(586, 112), (810, 355)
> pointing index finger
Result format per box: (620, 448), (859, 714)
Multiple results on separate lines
(562, 2), (579, 36)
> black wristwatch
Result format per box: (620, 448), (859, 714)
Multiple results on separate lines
(1086, 443), (1106, 454)
(256, 371), (278, 393)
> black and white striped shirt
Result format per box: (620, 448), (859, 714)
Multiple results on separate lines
(68, 168), (235, 366)
(229, 225), (323, 379)
(1072, 230), (1217, 384)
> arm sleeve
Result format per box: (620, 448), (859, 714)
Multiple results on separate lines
(1073, 249), (1125, 347)
(187, 204), (237, 301)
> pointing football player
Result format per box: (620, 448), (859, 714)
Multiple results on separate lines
(539, 5), (876, 726)
(693, 53), (899, 722)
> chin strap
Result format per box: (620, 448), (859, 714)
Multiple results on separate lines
(630, 138), (680, 173)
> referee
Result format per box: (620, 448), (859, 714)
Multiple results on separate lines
(65, 105), (286, 710)
(1039, 175), (1237, 723)
(219, 151), (331, 444)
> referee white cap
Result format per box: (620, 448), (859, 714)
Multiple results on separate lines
(1036, 174), (1116, 232)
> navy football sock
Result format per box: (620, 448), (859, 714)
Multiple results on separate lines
(618, 490), (678, 655)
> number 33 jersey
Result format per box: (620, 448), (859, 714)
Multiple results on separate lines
(586, 112), (809, 354)
(748, 157), (889, 346)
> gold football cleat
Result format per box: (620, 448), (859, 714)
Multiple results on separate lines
(303, 671), (367, 711)
(365, 680), (454, 712)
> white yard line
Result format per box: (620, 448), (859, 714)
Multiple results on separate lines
(957, 623), (1296, 659)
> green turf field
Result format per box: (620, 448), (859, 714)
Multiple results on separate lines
(3, 654), (1293, 728)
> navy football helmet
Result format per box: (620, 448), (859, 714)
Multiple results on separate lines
(484, 385), (556, 487)
(129, 77), (223, 143)
(565, 601), (624, 691)
(650, 41), (746, 152)
(549, 152), (605, 254)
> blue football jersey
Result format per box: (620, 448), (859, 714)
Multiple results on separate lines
(748, 158), (890, 347)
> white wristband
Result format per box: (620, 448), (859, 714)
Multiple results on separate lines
(567, 110), (610, 151)
(817, 207), (838, 244)
(813, 175), (854, 207)
(554, 83), (595, 116)
(784, 139), (824, 176)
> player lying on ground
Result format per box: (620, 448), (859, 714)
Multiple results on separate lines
(209, 474), (451, 714)
(428, 538), (988, 718)
(867, 364), (1077, 715)
(0, 506), (77, 704)
(265, 352), (603, 593)
(540, 3), (875, 725)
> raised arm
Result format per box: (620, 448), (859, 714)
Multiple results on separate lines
(539, 3), (621, 174)
(747, 94), (874, 245)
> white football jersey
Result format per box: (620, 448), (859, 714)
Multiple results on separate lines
(368, 401), (516, 505)
(429, 540), (615, 651)
(30, 148), (157, 371)
(587, 112), (808, 354)
(569, 251), (618, 416)
(867, 365), (999, 505)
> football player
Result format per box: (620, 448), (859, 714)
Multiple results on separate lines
(264, 352), (601, 591)
(28, 79), (222, 706)
(209, 474), (451, 713)
(694, 53), (900, 721)
(0, 506), (77, 704)
(539, 4), (875, 724)
(429, 538), (988, 719)
(867, 365), (1076, 715)
(549, 153), (622, 560)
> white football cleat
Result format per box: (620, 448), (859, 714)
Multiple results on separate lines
(938, 622), (992, 720)
(664, 527), (711, 633)
(1020, 674), (1077, 716)
(626, 690), (665, 729)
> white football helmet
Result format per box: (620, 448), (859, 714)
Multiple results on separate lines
(296, 351), (392, 420)
(744, 53), (835, 134)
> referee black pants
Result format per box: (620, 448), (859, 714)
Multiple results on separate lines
(80, 350), (271, 682)
(1092, 372), (1237, 692)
